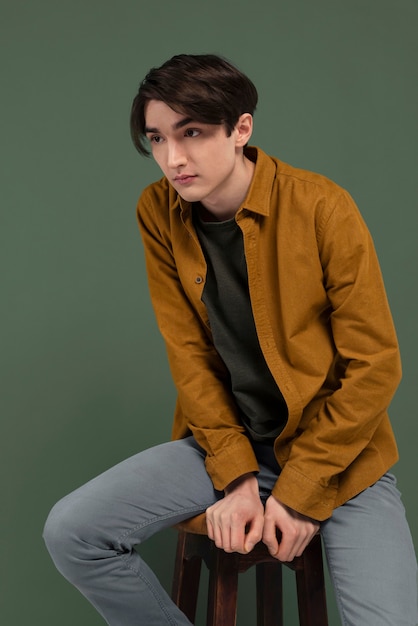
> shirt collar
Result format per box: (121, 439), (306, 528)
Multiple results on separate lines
(241, 146), (276, 217)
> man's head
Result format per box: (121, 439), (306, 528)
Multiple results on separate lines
(130, 54), (258, 156)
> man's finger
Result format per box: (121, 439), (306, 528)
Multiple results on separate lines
(262, 520), (280, 557)
(243, 517), (264, 553)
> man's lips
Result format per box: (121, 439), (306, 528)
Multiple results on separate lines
(173, 175), (197, 185)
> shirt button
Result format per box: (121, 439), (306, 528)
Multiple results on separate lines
(195, 276), (203, 284)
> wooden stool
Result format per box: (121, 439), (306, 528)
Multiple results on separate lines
(172, 513), (328, 626)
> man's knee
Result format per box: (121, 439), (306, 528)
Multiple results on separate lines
(43, 490), (95, 578)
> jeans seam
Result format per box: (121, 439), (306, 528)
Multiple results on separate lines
(116, 503), (213, 544)
(115, 503), (211, 625)
(120, 557), (182, 625)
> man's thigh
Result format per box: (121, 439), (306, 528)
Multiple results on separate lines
(321, 473), (418, 626)
(48, 436), (221, 549)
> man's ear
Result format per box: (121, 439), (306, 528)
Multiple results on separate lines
(234, 113), (253, 147)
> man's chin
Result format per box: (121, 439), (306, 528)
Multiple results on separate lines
(176, 188), (205, 203)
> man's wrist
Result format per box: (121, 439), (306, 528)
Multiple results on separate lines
(224, 472), (258, 495)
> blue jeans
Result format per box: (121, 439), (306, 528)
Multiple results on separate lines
(43, 437), (418, 625)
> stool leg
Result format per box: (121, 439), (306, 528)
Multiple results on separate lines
(207, 548), (240, 626)
(171, 531), (202, 624)
(256, 561), (283, 626)
(295, 535), (328, 626)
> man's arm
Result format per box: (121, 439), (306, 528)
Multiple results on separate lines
(271, 188), (401, 520)
(136, 185), (259, 489)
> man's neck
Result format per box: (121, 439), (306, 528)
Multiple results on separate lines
(200, 155), (255, 221)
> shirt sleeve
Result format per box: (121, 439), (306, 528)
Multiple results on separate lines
(272, 189), (401, 520)
(136, 187), (259, 490)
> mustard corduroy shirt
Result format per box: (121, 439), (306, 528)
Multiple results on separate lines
(136, 146), (401, 521)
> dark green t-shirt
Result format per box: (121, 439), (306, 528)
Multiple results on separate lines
(194, 208), (288, 442)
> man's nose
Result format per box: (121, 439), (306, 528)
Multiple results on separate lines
(167, 141), (187, 168)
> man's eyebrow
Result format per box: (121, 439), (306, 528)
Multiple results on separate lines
(144, 116), (195, 135)
(173, 116), (194, 130)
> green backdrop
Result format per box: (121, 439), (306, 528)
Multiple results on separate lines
(2, 1), (417, 624)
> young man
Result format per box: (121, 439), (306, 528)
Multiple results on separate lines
(44, 54), (418, 625)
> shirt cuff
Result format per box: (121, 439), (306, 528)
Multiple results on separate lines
(272, 463), (338, 521)
(205, 439), (260, 492)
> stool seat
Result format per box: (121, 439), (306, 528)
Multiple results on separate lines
(172, 513), (328, 626)
(176, 512), (210, 534)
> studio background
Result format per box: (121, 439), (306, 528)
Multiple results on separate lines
(1, 1), (417, 624)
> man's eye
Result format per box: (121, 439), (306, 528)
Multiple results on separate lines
(150, 135), (163, 144)
(185, 129), (200, 138)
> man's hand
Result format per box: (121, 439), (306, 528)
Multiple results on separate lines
(206, 473), (264, 554)
(262, 495), (320, 562)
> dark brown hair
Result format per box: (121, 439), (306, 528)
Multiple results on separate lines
(130, 54), (258, 156)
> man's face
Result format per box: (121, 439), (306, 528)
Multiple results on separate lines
(144, 100), (248, 210)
